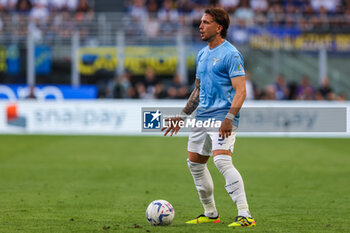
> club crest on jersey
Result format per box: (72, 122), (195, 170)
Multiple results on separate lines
(213, 58), (220, 66)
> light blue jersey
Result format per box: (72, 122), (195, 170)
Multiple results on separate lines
(195, 40), (245, 127)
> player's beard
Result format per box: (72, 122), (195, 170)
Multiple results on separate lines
(201, 32), (217, 42)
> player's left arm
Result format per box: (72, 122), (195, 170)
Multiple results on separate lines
(219, 76), (246, 139)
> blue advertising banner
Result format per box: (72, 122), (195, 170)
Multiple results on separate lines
(35, 45), (51, 75)
(0, 85), (98, 100)
(6, 45), (20, 75)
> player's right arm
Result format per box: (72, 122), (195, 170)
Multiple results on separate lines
(161, 79), (200, 136)
(182, 78), (200, 115)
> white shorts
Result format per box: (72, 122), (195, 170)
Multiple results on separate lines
(187, 126), (237, 156)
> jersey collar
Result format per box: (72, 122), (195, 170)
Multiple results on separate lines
(209, 40), (227, 52)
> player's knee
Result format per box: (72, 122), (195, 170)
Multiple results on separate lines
(187, 159), (213, 194)
(187, 158), (205, 173)
(188, 152), (209, 164)
(213, 155), (233, 175)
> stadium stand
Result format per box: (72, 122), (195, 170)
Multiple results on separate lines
(0, 0), (349, 100)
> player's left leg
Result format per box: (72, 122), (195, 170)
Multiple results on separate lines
(210, 129), (255, 227)
(186, 129), (220, 224)
(213, 153), (255, 227)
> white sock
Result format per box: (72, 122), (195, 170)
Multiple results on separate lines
(213, 155), (251, 218)
(187, 159), (218, 217)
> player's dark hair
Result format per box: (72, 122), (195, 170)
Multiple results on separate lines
(204, 7), (230, 38)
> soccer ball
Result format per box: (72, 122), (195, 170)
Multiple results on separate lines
(146, 200), (175, 226)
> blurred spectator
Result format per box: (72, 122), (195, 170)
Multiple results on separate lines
(111, 71), (135, 99)
(299, 3), (314, 30)
(250, 0), (268, 13)
(25, 86), (37, 99)
(189, 4), (206, 33)
(154, 82), (168, 99)
(144, 67), (157, 95)
(287, 81), (298, 100)
(129, 0), (148, 20)
(314, 90), (324, 100)
(50, 0), (78, 12)
(219, 0), (239, 13)
(127, 0), (147, 36)
(274, 74), (289, 100)
(261, 85), (276, 100)
(228, 19), (250, 44)
(147, 0), (158, 14)
(318, 77), (334, 100)
(136, 82), (154, 99)
(158, 0), (180, 36)
(30, 0), (50, 23)
(192, 0), (210, 7)
(159, 18), (179, 36)
(0, 16), (3, 32)
(167, 73), (188, 99)
(245, 72), (255, 100)
(345, 8), (350, 27)
(177, 0), (195, 14)
(310, 0), (340, 13)
(327, 92), (337, 101)
(336, 92), (347, 101)
(59, 9), (75, 37)
(296, 76), (314, 100)
(75, 0), (93, 21)
(67, 0), (79, 11)
(16, 0), (32, 13)
(235, 0), (254, 24)
(158, 0), (179, 22)
(268, 2), (285, 27)
(284, 1), (298, 28)
(145, 13), (160, 38)
(311, 6), (331, 31)
(0, 0), (6, 12)
(50, 0), (67, 11)
(346, 0), (350, 9)
(282, 0), (307, 9)
(0, 0), (16, 11)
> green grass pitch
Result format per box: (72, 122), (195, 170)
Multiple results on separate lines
(0, 135), (349, 233)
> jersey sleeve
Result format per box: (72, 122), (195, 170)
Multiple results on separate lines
(226, 52), (245, 79)
(195, 50), (204, 80)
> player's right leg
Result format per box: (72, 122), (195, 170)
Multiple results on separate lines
(186, 152), (220, 224)
(186, 131), (220, 224)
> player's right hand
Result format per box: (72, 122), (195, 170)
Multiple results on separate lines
(161, 117), (184, 136)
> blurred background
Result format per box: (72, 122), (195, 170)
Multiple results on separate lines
(0, 0), (349, 101)
(0, 3), (349, 232)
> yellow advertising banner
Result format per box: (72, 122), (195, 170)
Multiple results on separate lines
(79, 47), (117, 75)
(0, 46), (7, 72)
(250, 33), (350, 51)
(79, 46), (196, 76)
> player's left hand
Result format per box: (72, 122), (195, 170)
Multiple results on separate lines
(219, 119), (233, 140)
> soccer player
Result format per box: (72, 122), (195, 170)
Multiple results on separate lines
(161, 7), (256, 227)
